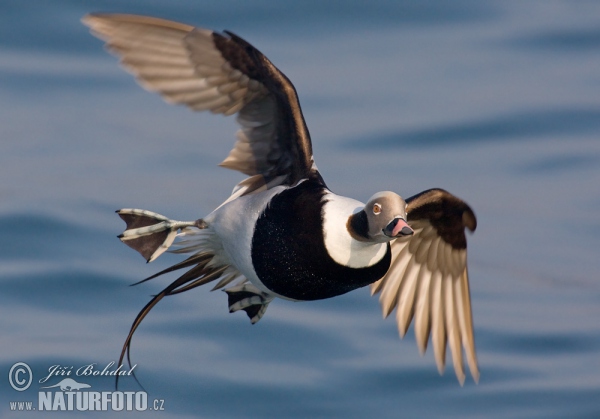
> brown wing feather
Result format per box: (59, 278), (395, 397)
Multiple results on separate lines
(83, 13), (320, 187)
(371, 188), (479, 384)
(406, 188), (477, 249)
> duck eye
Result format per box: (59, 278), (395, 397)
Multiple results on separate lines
(373, 203), (382, 215)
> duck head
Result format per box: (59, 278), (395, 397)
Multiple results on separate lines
(348, 191), (414, 243)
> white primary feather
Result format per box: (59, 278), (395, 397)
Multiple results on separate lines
(396, 259), (421, 337)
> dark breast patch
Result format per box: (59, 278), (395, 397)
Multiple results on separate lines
(251, 181), (391, 301)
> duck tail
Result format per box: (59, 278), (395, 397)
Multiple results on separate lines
(116, 209), (206, 263)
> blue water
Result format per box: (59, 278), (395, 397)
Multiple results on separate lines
(1, 1), (599, 417)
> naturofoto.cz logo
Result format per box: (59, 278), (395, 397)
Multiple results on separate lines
(8, 362), (165, 412)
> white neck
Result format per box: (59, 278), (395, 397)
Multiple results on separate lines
(322, 192), (388, 268)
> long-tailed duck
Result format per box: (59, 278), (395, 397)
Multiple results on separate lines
(84, 13), (479, 384)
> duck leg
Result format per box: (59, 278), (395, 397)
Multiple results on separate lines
(225, 283), (274, 324)
(117, 209), (207, 262)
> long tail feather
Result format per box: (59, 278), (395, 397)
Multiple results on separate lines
(132, 252), (213, 285)
(117, 253), (226, 388)
(114, 208), (269, 389)
(168, 266), (229, 295)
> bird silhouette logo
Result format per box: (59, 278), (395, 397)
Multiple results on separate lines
(40, 378), (91, 392)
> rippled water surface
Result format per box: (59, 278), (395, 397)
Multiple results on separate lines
(1, 1), (599, 418)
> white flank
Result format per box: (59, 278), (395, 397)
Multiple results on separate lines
(203, 185), (290, 297)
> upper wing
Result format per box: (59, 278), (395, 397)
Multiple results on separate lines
(83, 13), (321, 188)
(370, 188), (479, 384)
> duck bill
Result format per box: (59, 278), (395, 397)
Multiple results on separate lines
(384, 217), (413, 238)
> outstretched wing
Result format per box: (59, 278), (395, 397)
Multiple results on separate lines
(370, 188), (479, 384)
(83, 13), (321, 188)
